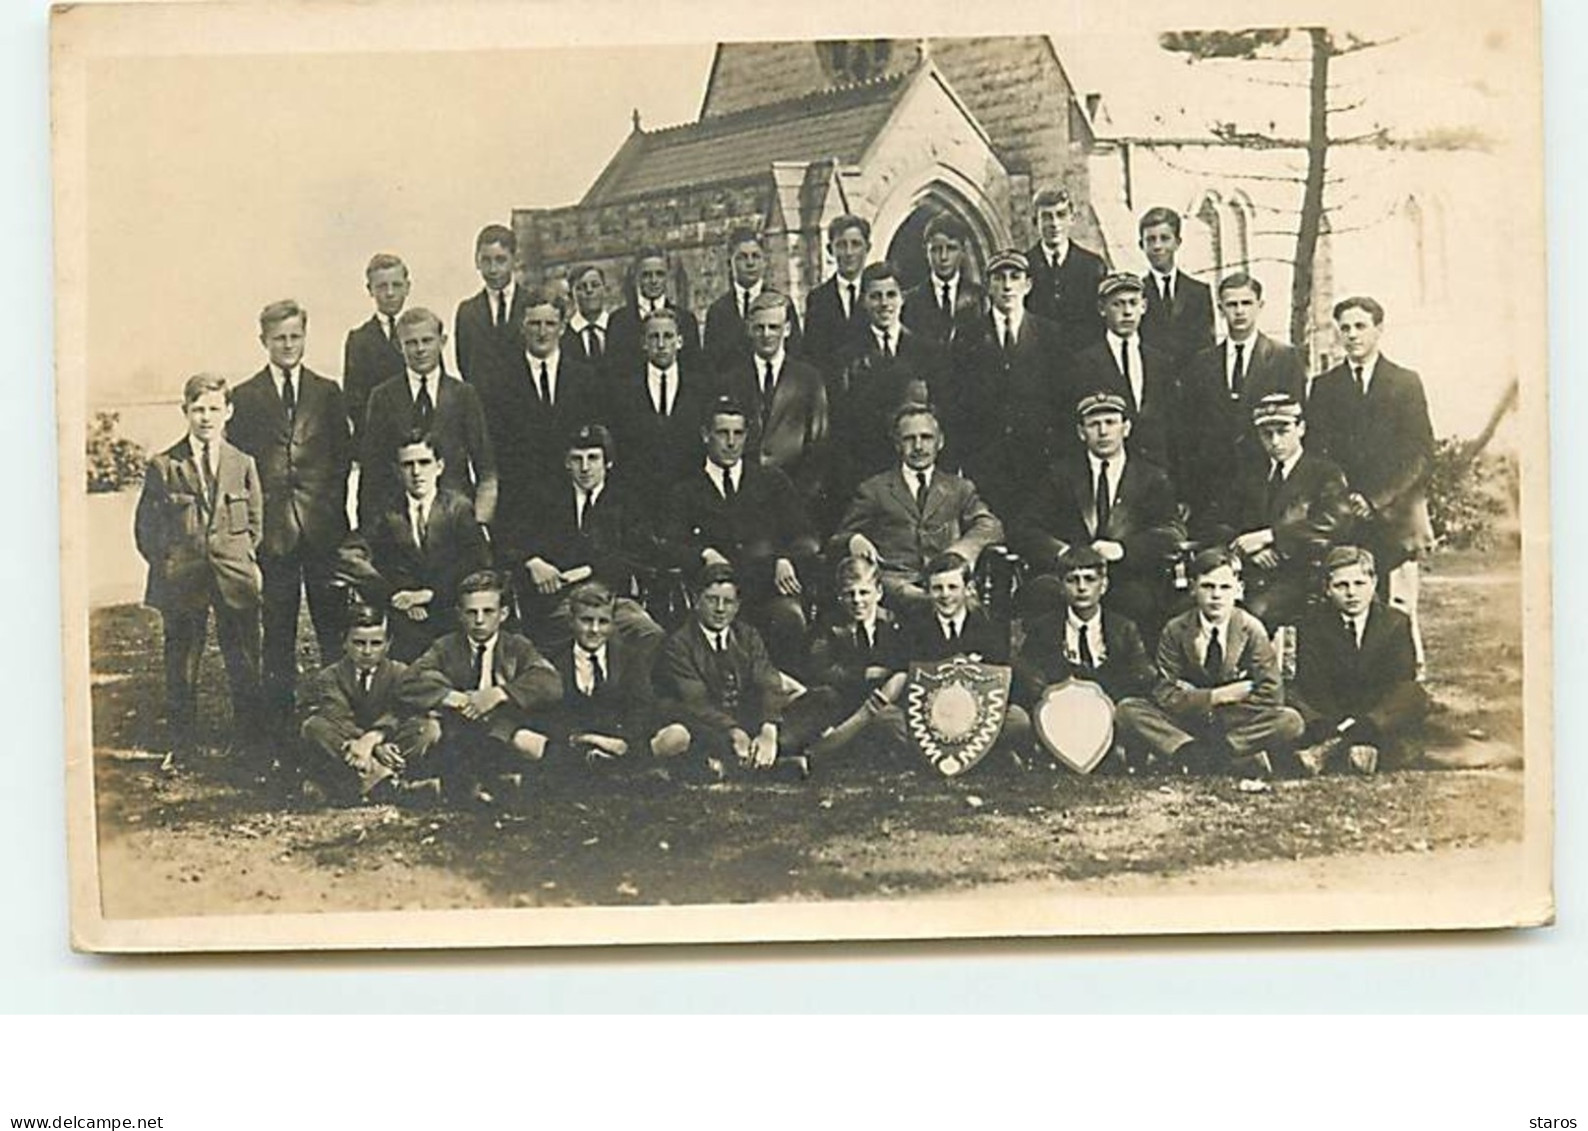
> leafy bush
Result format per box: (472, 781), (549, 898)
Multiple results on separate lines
(1426, 437), (1518, 551)
(86, 411), (147, 494)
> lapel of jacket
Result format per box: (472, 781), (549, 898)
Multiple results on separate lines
(176, 439), (215, 521)
(1065, 456), (1097, 534)
(1104, 457), (1137, 538)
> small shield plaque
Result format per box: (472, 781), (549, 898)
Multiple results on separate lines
(1034, 678), (1116, 774)
(904, 658), (1012, 777)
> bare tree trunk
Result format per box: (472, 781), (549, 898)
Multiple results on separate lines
(1289, 27), (1330, 351)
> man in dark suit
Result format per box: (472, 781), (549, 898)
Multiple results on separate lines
(561, 263), (615, 382)
(1024, 186), (1108, 348)
(902, 213), (986, 348)
(135, 373), (263, 756)
(1200, 394), (1354, 630)
(611, 306), (712, 511)
(1135, 206), (1215, 368)
(227, 299), (351, 731)
(342, 252), (409, 444)
(1291, 545), (1428, 775)
(453, 224), (528, 387)
(605, 245), (701, 373)
(360, 433), (490, 662)
(479, 285), (607, 551)
(1179, 273), (1309, 523)
(828, 260), (950, 510)
(943, 247), (1073, 509)
(714, 291), (830, 505)
(1069, 272), (1181, 476)
(1012, 392), (1183, 637)
(802, 214), (872, 380)
(702, 225), (803, 372)
(659, 397), (819, 675)
(358, 307), (497, 530)
(831, 402), (1002, 614)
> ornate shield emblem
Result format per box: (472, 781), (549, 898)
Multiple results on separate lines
(905, 659), (1012, 777)
(1034, 678), (1116, 774)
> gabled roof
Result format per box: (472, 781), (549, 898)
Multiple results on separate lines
(580, 72), (909, 207)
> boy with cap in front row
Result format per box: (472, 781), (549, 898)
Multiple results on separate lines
(1290, 546), (1428, 775)
(1116, 547), (1303, 777)
(399, 570), (563, 802)
(806, 557), (911, 762)
(299, 603), (442, 805)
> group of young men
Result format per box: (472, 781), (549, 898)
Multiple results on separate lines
(132, 186), (1435, 805)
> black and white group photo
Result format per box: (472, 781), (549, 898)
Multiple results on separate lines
(54, 2), (1550, 949)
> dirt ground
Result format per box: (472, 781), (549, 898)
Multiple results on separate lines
(86, 548), (1528, 919)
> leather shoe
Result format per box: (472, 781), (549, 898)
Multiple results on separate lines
(1295, 736), (1342, 777)
(1347, 744), (1380, 775)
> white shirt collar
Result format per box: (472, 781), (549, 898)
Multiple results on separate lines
(901, 464), (934, 491)
(407, 486), (437, 511)
(737, 280), (764, 304)
(272, 364), (297, 386)
(1198, 614), (1231, 641)
(1042, 238), (1070, 266)
(470, 633), (499, 690)
(406, 368), (439, 395)
(1271, 448), (1304, 479)
(1106, 329), (1138, 356)
(568, 310), (608, 334)
(699, 623), (731, 650)
(1087, 449), (1126, 476)
(704, 460), (742, 496)
(1350, 352), (1381, 391)
(573, 642), (608, 692)
(938, 610), (968, 638)
(757, 348), (786, 377)
(994, 306), (1023, 337)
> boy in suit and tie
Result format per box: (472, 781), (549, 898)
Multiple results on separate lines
(227, 299), (351, 732)
(832, 402), (1003, 615)
(715, 291), (830, 505)
(1200, 394), (1354, 630)
(655, 563), (836, 778)
(806, 557), (910, 762)
(1291, 546), (1428, 776)
(613, 307), (712, 511)
(1135, 206), (1215, 368)
(902, 213), (986, 347)
(561, 263), (614, 380)
(542, 581), (690, 771)
(1116, 548), (1304, 778)
(362, 432), (490, 662)
(135, 373), (263, 758)
(802, 214), (872, 379)
(605, 245), (701, 372)
(358, 307), (497, 529)
(1024, 186), (1108, 348)
(454, 224), (527, 387)
(702, 226), (803, 372)
(298, 603), (442, 805)
(342, 252), (410, 443)
(399, 570), (564, 803)
(1069, 273), (1181, 475)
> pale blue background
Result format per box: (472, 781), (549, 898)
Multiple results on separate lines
(4, 0), (1581, 1013)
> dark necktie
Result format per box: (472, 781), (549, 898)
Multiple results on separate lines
(1077, 622), (1095, 669)
(656, 371), (670, 416)
(536, 362), (551, 405)
(913, 470), (929, 514)
(1352, 364), (1366, 398)
(1001, 318), (1014, 354)
(585, 650), (605, 697)
(1160, 274), (1172, 305)
(1231, 342), (1247, 399)
(576, 489), (589, 532)
(1117, 342), (1133, 404)
(494, 291), (507, 328)
(585, 325), (602, 359)
(198, 441), (216, 505)
(939, 281), (951, 316)
(739, 291), (750, 320)
(855, 624), (871, 656)
(760, 359), (774, 400)
(412, 501), (427, 549)
(280, 371), (296, 419)
(1205, 627), (1224, 678)
(415, 376), (434, 429)
(1094, 459), (1112, 534)
(880, 333), (893, 360)
(946, 619), (960, 643)
(1266, 461), (1284, 516)
(722, 467), (737, 504)
(846, 283), (857, 318)
(359, 669), (374, 696)
(386, 317), (398, 344)
(471, 643), (487, 688)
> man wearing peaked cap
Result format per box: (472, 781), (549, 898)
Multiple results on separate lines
(1196, 392), (1354, 631)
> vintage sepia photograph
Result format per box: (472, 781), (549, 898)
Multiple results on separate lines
(52, 0), (1551, 951)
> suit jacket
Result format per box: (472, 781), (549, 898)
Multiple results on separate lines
(363, 488), (490, 616)
(400, 629), (562, 715)
(302, 655), (408, 736)
(944, 310), (1073, 468)
(227, 366), (351, 558)
(802, 274), (869, 378)
(135, 436), (263, 613)
(1024, 240), (1108, 347)
(1202, 449), (1354, 570)
(829, 326), (951, 494)
(714, 354), (830, 501)
(560, 315), (615, 383)
(1138, 271), (1215, 366)
(1292, 601), (1419, 723)
(342, 315), (406, 444)
(1012, 453), (1183, 583)
(358, 371), (497, 528)
(1305, 358), (1435, 544)
(514, 477), (655, 595)
(611, 359), (714, 508)
(702, 290), (803, 371)
(905, 606), (1011, 665)
(454, 286), (530, 386)
(1014, 609), (1156, 705)
(659, 462), (818, 586)
(1179, 333), (1309, 518)
(550, 635), (658, 739)
(833, 466), (1003, 584)
(605, 301), (701, 373)
(657, 620), (784, 732)
(1150, 606), (1285, 715)
(1069, 337), (1181, 475)
(809, 611), (911, 706)
(902, 277), (987, 347)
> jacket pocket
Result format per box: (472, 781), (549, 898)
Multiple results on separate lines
(225, 494), (251, 535)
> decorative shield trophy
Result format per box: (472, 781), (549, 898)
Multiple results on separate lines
(1033, 678), (1116, 774)
(904, 658), (1013, 777)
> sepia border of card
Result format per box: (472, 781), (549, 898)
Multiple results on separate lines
(53, 0), (1555, 953)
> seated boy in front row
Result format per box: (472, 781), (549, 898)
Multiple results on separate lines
(807, 556), (910, 761)
(655, 562), (836, 777)
(1291, 545), (1428, 775)
(299, 603), (442, 804)
(1116, 547), (1303, 777)
(399, 570), (563, 801)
